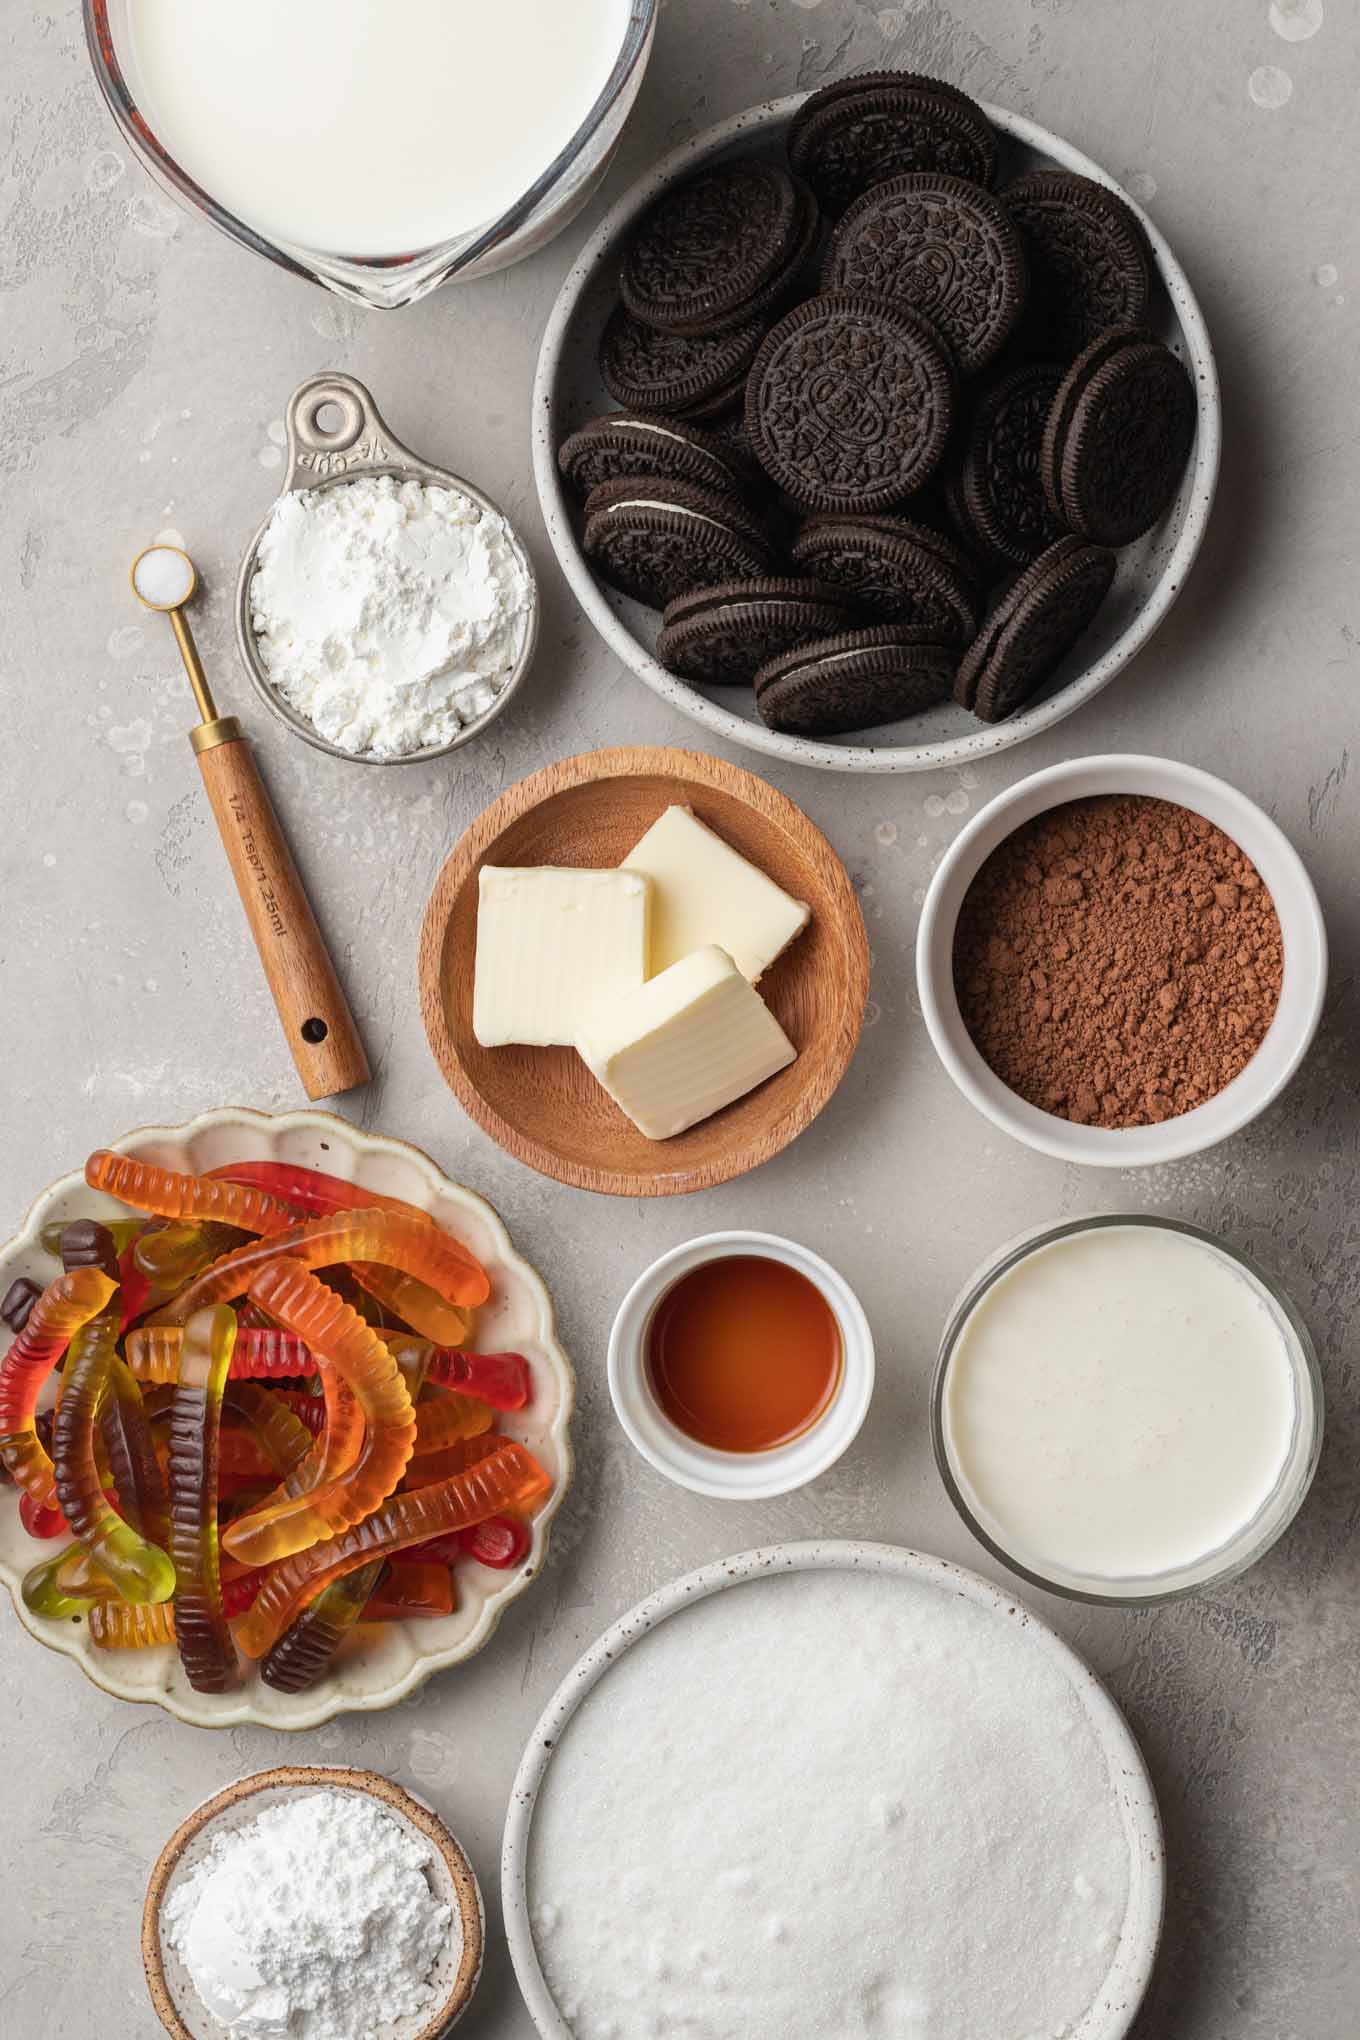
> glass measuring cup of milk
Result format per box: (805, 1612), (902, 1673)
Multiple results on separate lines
(85, 0), (657, 308)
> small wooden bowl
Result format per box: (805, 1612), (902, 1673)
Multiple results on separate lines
(143, 1766), (485, 2039)
(419, 746), (869, 1196)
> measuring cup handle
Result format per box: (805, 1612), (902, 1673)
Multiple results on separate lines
(282, 373), (425, 489)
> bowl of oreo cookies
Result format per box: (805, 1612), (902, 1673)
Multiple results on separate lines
(534, 70), (1219, 773)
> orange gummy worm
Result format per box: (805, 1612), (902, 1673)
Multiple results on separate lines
(85, 1151), (296, 1236)
(88, 1600), (176, 1650)
(0, 1268), (117, 1510)
(411, 1392), (494, 1458)
(164, 1209), (490, 1326)
(219, 1263), (415, 1567)
(235, 1438), (549, 1656)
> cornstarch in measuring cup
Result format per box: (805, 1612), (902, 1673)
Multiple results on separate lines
(528, 1569), (1135, 2040)
(163, 1788), (456, 2039)
(249, 474), (531, 758)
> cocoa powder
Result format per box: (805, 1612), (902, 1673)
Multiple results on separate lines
(951, 794), (1283, 1128)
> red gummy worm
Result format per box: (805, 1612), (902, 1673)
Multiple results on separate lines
(426, 1348), (532, 1410)
(363, 1561), (455, 1620)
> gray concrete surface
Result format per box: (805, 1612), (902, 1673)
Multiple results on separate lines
(2, 2), (1357, 2034)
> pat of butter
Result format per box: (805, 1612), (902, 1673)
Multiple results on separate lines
(576, 944), (796, 1139)
(473, 866), (651, 1048)
(621, 805), (811, 983)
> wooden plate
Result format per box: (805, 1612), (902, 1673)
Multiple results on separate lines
(418, 747), (869, 1196)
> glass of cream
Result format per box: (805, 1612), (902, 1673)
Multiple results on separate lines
(933, 1216), (1323, 1604)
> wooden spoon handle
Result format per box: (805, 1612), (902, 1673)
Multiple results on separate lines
(193, 727), (370, 1099)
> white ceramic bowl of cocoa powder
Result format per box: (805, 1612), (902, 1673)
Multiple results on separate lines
(916, 755), (1327, 1166)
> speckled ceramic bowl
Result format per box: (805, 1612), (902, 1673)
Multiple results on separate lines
(534, 93), (1219, 774)
(503, 1541), (1165, 2040)
(144, 1767), (485, 2039)
(0, 1107), (574, 1729)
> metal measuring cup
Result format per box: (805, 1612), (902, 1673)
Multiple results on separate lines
(234, 374), (540, 765)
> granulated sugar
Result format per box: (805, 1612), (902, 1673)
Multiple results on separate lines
(528, 1569), (1133, 2040)
(163, 1788), (456, 2039)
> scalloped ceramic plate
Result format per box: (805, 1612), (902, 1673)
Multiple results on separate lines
(533, 93), (1220, 774)
(0, 1107), (574, 1730)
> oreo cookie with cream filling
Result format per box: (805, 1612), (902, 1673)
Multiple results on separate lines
(582, 476), (777, 610)
(789, 74), (998, 215)
(599, 306), (767, 419)
(657, 577), (856, 684)
(1041, 327), (1196, 546)
(1000, 169), (1152, 359)
(790, 514), (981, 640)
(621, 159), (819, 336)
(954, 534), (1116, 723)
(755, 622), (956, 735)
(558, 412), (761, 502)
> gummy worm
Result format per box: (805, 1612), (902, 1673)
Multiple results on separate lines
(363, 1561), (455, 1621)
(235, 1438), (550, 1657)
(209, 1162), (487, 1334)
(166, 1305), (238, 1691)
(162, 1208), (491, 1324)
(219, 1263), (415, 1567)
(124, 1324), (315, 1385)
(259, 1559), (386, 1695)
(0, 1268), (117, 1509)
(411, 1391), (494, 1458)
(99, 1358), (170, 1551)
(51, 1308), (175, 1605)
(85, 1150), (296, 1235)
(89, 1600), (176, 1650)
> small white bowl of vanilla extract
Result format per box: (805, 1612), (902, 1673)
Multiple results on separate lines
(607, 1233), (875, 1499)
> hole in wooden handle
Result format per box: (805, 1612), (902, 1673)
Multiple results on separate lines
(300, 1017), (329, 1044)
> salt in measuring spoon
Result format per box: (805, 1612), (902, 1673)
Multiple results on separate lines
(130, 544), (370, 1099)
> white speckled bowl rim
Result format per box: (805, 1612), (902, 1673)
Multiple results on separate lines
(502, 1541), (1165, 2040)
(533, 93), (1220, 775)
(144, 1766), (486, 2040)
(0, 1106), (575, 1730)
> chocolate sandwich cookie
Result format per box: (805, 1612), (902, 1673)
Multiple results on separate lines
(599, 306), (767, 419)
(954, 534), (1116, 723)
(558, 411), (761, 501)
(657, 577), (856, 684)
(790, 514), (980, 641)
(582, 476), (777, 610)
(621, 159), (819, 336)
(744, 292), (956, 514)
(1041, 328), (1196, 547)
(1001, 169), (1152, 359)
(789, 73), (998, 215)
(755, 622), (956, 736)
(824, 173), (1025, 376)
(951, 361), (1066, 571)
